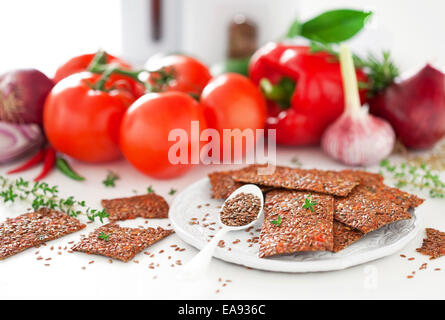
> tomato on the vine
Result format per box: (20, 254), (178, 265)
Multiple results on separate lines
(145, 55), (212, 96)
(53, 52), (146, 99)
(44, 72), (138, 163)
(120, 91), (207, 179)
(54, 52), (131, 83)
(200, 73), (267, 160)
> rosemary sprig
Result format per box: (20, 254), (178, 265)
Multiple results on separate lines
(169, 188), (177, 195)
(103, 171), (120, 187)
(302, 193), (318, 211)
(147, 185), (155, 193)
(0, 175), (109, 222)
(379, 159), (445, 198)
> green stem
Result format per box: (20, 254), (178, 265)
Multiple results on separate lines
(259, 77), (296, 109)
(339, 44), (362, 116)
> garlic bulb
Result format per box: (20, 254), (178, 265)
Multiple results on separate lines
(321, 45), (395, 166)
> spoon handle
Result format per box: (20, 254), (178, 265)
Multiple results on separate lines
(178, 227), (229, 280)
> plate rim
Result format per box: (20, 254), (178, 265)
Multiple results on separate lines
(169, 177), (421, 273)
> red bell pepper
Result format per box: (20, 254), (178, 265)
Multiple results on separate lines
(249, 43), (368, 145)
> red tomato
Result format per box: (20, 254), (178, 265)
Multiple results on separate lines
(53, 52), (131, 83)
(53, 53), (145, 99)
(44, 72), (137, 163)
(200, 73), (267, 160)
(120, 92), (207, 179)
(146, 55), (212, 96)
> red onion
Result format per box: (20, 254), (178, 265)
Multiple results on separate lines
(369, 64), (445, 149)
(322, 45), (395, 166)
(0, 121), (44, 163)
(0, 69), (54, 125)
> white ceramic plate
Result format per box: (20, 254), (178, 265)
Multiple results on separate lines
(170, 178), (420, 273)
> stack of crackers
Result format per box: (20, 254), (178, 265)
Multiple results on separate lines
(209, 164), (424, 258)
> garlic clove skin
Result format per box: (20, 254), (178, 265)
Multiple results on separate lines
(321, 106), (396, 166)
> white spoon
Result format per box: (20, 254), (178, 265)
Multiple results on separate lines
(178, 184), (264, 280)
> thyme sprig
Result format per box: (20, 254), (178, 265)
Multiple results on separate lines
(270, 214), (282, 227)
(98, 232), (110, 241)
(103, 171), (120, 187)
(379, 159), (445, 198)
(0, 175), (109, 222)
(302, 193), (318, 211)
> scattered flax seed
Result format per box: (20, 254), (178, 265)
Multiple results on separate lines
(419, 263), (428, 270)
(45, 258), (51, 261)
(57, 252), (62, 255)
(220, 193), (261, 227)
(197, 205), (202, 209)
(36, 256), (43, 260)
(400, 254), (406, 258)
(133, 260), (139, 264)
(218, 240), (225, 248)
(108, 259), (113, 264)
(408, 257), (415, 261)
(89, 260), (95, 264)
(159, 250), (164, 254)
(434, 268), (441, 271)
(44, 264), (50, 267)
(232, 239), (241, 244)
(407, 275), (414, 279)
(35, 251), (39, 255)
(50, 246), (54, 251)
(81, 266), (86, 270)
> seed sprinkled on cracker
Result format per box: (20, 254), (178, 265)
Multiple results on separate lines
(71, 223), (173, 262)
(102, 194), (169, 222)
(259, 190), (334, 258)
(0, 208), (86, 260)
(232, 165), (359, 196)
(332, 221), (364, 252)
(335, 171), (423, 234)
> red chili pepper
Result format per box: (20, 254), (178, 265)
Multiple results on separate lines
(34, 147), (56, 181)
(7, 149), (46, 174)
(249, 43), (368, 146)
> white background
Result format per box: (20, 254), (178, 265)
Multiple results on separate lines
(1, 0), (445, 74)
(0, 0), (445, 299)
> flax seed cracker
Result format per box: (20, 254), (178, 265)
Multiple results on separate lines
(232, 165), (359, 196)
(259, 190), (334, 258)
(416, 228), (445, 259)
(209, 168), (273, 199)
(332, 221), (364, 253)
(209, 170), (244, 199)
(335, 171), (424, 234)
(102, 194), (169, 222)
(71, 223), (173, 262)
(0, 208), (86, 260)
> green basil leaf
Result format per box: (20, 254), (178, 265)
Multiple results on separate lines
(300, 9), (372, 43)
(286, 19), (301, 38)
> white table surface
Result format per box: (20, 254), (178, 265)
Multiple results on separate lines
(0, 147), (444, 300)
